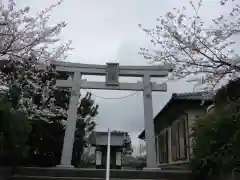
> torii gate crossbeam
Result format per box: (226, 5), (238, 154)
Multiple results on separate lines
(52, 60), (172, 169)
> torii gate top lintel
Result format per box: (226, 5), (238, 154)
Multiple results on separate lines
(51, 60), (173, 77)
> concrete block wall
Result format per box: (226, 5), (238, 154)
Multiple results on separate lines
(0, 167), (12, 180)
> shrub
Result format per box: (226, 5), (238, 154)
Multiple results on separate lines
(0, 101), (31, 165)
(190, 102), (240, 179)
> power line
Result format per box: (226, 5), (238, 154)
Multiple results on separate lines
(81, 79), (168, 100)
(82, 88), (138, 100)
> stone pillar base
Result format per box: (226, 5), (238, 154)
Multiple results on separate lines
(143, 167), (162, 171)
(56, 164), (74, 168)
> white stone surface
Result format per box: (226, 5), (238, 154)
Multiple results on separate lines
(52, 60), (171, 77)
(59, 72), (82, 166)
(116, 151), (122, 166)
(52, 61), (171, 168)
(56, 164), (74, 168)
(96, 150), (102, 165)
(143, 74), (157, 168)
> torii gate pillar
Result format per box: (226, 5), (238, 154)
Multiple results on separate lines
(143, 74), (156, 168)
(52, 61), (172, 169)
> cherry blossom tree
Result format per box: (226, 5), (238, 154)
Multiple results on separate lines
(139, 0), (240, 90)
(0, 0), (73, 119)
(0, 0), (99, 122)
(0, 0), (71, 62)
(0, 0), (99, 166)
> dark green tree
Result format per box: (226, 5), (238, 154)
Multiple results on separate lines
(123, 132), (133, 156)
(0, 57), (98, 167)
(190, 78), (240, 180)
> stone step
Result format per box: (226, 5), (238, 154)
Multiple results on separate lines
(12, 167), (192, 180)
(10, 175), (168, 180)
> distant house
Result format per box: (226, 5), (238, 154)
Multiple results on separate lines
(89, 131), (131, 169)
(138, 91), (213, 167)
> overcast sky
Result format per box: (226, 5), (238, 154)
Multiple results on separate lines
(16, 0), (232, 155)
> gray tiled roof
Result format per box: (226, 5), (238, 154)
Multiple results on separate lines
(172, 91), (214, 101)
(95, 131), (127, 136)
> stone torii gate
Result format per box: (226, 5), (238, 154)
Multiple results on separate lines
(51, 60), (172, 168)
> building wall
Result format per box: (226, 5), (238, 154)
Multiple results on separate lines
(95, 146), (122, 169)
(186, 108), (206, 157)
(155, 106), (207, 166)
